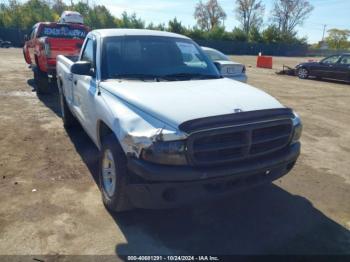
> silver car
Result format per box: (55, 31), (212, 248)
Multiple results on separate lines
(202, 46), (247, 83)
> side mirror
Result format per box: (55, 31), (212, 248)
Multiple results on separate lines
(214, 61), (222, 72)
(71, 61), (93, 76)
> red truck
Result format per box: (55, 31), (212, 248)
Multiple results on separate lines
(23, 22), (89, 94)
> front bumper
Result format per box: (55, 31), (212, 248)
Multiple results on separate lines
(125, 143), (300, 209)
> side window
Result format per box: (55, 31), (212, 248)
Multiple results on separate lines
(340, 55), (350, 65)
(322, 55), (340, 64)
(81, 38), (95, 66)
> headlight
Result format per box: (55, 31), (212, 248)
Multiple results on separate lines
(141, 140), (187, 166)
(291, 113), (302, 144)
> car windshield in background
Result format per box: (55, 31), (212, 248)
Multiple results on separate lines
(38, 25), (87, 39)
(204, 49), (230, 61)
(102, 36), (220, 81)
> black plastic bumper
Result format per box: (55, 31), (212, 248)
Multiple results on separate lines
(126, 143), (300, 209)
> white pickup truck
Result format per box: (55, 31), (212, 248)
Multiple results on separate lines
(56, 29), (302, 212)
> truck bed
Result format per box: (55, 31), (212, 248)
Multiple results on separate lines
(56, 55), (77, 99)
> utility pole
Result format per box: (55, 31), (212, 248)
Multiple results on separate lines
(322, 24), (327, 41)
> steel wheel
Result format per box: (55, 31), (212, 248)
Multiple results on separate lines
(102, 149), (117, 198)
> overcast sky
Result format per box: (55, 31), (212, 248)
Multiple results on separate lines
(95, 0), (349, 44)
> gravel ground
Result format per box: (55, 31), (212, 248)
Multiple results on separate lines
(0, 49), (349, 257)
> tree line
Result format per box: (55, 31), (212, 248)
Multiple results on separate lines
(0, 0), (348, 48)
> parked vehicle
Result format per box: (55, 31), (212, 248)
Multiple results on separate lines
(23, 21), (89, 94)
(57, 29), (302, 212)
(296, 54), (350, 82)
(202, 46), (247, 83)
(59, 11), (84, 24)
(0, 39), (11, 48)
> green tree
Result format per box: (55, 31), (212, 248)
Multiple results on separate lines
(207, 26), (226, 40)
(194, 0), (226, 31)
(52, 0), (66, 15)
(22, 0), (57, 27)
(231, 27), (248, 42)
(262, 25), (281, 43)
(117, 11), (144, 29)
(168, 17), (185, 34)
(326, 28), (350, 50)
(235, 0), (264, 35)
(248, 26), (262, 42)
(1, 0), (27, 29)
(147, 22), (166, 31)
(185, 26), (206, 39)
(89, 5), (116, 29)
(271, 0), (313, 37)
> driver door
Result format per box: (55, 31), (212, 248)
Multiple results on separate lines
(317, 55), (341, 78)
(72, 36), (97, 137)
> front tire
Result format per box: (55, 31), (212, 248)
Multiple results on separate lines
(297, 67), (309, 79)
(99, 134), (133, 212)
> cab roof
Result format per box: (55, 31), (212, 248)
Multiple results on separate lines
(91, 29), (189, 39)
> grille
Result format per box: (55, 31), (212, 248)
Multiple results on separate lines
(186, 119), (293, 166)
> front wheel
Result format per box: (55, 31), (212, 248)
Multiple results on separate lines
(297, 67), (309, 79)
(99, 134), (133, 212)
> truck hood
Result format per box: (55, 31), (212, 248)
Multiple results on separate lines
(100, 78), (284, 129)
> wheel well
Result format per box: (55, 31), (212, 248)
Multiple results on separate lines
(98, 121), (113, 147)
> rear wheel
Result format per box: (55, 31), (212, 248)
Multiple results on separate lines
(297, 67), (309, 79)
(34, 67), (50, 94)
(99, 134), (133, 212)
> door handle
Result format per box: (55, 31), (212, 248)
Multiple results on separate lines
(74, 80), (77, 85)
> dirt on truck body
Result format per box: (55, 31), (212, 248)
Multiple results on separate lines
(0, 49), (349, 255)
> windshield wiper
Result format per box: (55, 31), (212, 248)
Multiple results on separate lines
(161, 73), (220, 80)
(111, 74), (161, 81)
(110, 73), (220, 81)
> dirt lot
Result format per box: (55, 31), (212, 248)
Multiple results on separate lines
(0, 48), (349, 257)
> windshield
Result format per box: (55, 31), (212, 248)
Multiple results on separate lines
(204, 49), (230, 61)
(38, 25), (87, 39)
(101, 36), (220, 80)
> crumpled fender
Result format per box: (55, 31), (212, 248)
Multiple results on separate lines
(96, 89), (187, 157)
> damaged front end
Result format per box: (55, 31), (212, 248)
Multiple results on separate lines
(122, 128), (188, 166)
(110, 107), (188, 166)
